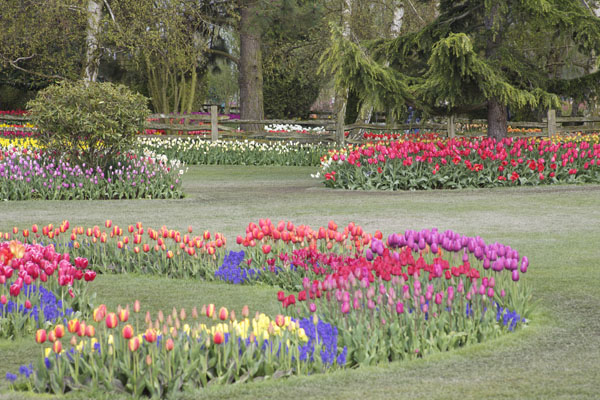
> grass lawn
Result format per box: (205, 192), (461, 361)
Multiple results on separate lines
(1, 165), (599, 399)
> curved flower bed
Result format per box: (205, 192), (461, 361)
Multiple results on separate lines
(3, 218), (534, 397)
(0, 239), (96, 339)
(315, 135), (600, 190)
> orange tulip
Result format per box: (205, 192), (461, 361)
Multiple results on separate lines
(165, 338), (174, 351)
(85, 325), (95, 337)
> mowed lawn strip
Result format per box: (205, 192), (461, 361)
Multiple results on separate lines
(0, 165), (598, 399)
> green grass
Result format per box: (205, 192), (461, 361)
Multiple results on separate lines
(1, 165), (599, 399)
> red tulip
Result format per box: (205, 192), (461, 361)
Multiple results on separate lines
(0, 295), (7, 305)
(261, 244), (271, 254)
(165, 338), (174, 351)
(53, 340), (62, 354)
(118, 308), (129, 322)
(54, 324), (65, 339)
(206, 304), (215, 318)
(213, 331), (224, 345)
(24, 299), (32, 309)
(105, 312), (118, 329)
(129, 337), (140, 352)
(218, 307), (228, 321)
(84, 270), (96, 282)
(144, 328), (157, 343)
(122, 324), (134, 339)
(35, 329), (47, 344)
(68, 319), (80, 333)
(85, 325), (95, 337)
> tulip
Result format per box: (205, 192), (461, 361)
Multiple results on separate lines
(85, 325), (95, 337)
(53, 340), (62, 354)
(396, 301), (404, 314)
(145, 328), (157, 343)
(165, 338), (174, 351)
(206, 304), (215, 318)
(48, 330), (57, 343)
(309, 303), (317, 313)
(133, 300), (141, 313)
(118, 308), (129, 322)
(54, 324), (65, 339)
(275, 314), (285, 327)
(129, 337), (140, 352)
(24, 299), (32, 309)
(35, 329), (47, 344)
(105, 312), (118, 329)
(0, 295), (6, 305)
(213, 331), (224, 345)
(262, 244), (271, 254)
(122, 325), (134, 339)
(218, 307), (228, 321)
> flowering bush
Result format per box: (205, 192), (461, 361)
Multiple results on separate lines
(0, 147), (185, 200)
(137, 137), (331, 167)
(315, 135), (600, 190)
(0, 240), (96, 339)
(4, 220), (226, 280)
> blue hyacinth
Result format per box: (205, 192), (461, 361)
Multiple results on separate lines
(215, 250), (261, 284)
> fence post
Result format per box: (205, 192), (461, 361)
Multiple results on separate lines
(211, 105), (219, 141)
(447, 114), (456, 138)
(547, 109), (556, 136)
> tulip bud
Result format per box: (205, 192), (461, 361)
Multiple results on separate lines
(218, 307), (228, 321)
(229, 310), (236, 322)
(53, 340), (62, 354)
(70, 336), (78, 347)
(213, 331), (224, 345)
(85, 325), (95, 337)
(133, 300), (141, 313)
(122, 324), (134, 339)
(118, 308), (129, 323)
(48, 330), (57, 343)
(192, 306), (198, 319)
(35, 329), (47, 344)
(165, 338), (174, 351)
(180, 308), (186, 321)
(105, 312), (118, 329)
(241, 305), (249, 318)
(129, 337), (140, 352)
(144, 328), (157, 343)
(158, 310), (164, 323)
(206, 304), (215, 318)
(54, 324), (65, 339)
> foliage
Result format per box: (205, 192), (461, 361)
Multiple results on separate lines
(26, 80), (149, 169)
(320, 1), (600, 135)
(0, 0), (87, 90)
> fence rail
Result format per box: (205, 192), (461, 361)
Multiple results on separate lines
(2, 108), (599, 144)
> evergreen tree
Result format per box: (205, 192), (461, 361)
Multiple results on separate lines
(321, 0), (600, 138)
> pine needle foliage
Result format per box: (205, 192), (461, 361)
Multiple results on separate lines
(320, 0), (600, 132)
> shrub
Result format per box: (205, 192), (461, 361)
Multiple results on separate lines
(27, 80), (149, 169)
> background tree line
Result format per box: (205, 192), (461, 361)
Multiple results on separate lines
(1, 0), (600, 138)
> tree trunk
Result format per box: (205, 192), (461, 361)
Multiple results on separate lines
(484, 3), (507, 139)
(84, 0), (102, 84)
(238, 1), (264, 133)
(487, 97), (507, 140)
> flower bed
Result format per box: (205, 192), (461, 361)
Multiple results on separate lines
(0, 240), (96, 339)
(315, 135), (600, 190)
(4, 218), (534, 397)
(137, 137), (331, 167)
(0, 146), (185, 200)
(3, 221), (225, 280)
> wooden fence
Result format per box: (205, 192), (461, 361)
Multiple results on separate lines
(2, 108), (599, 144)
